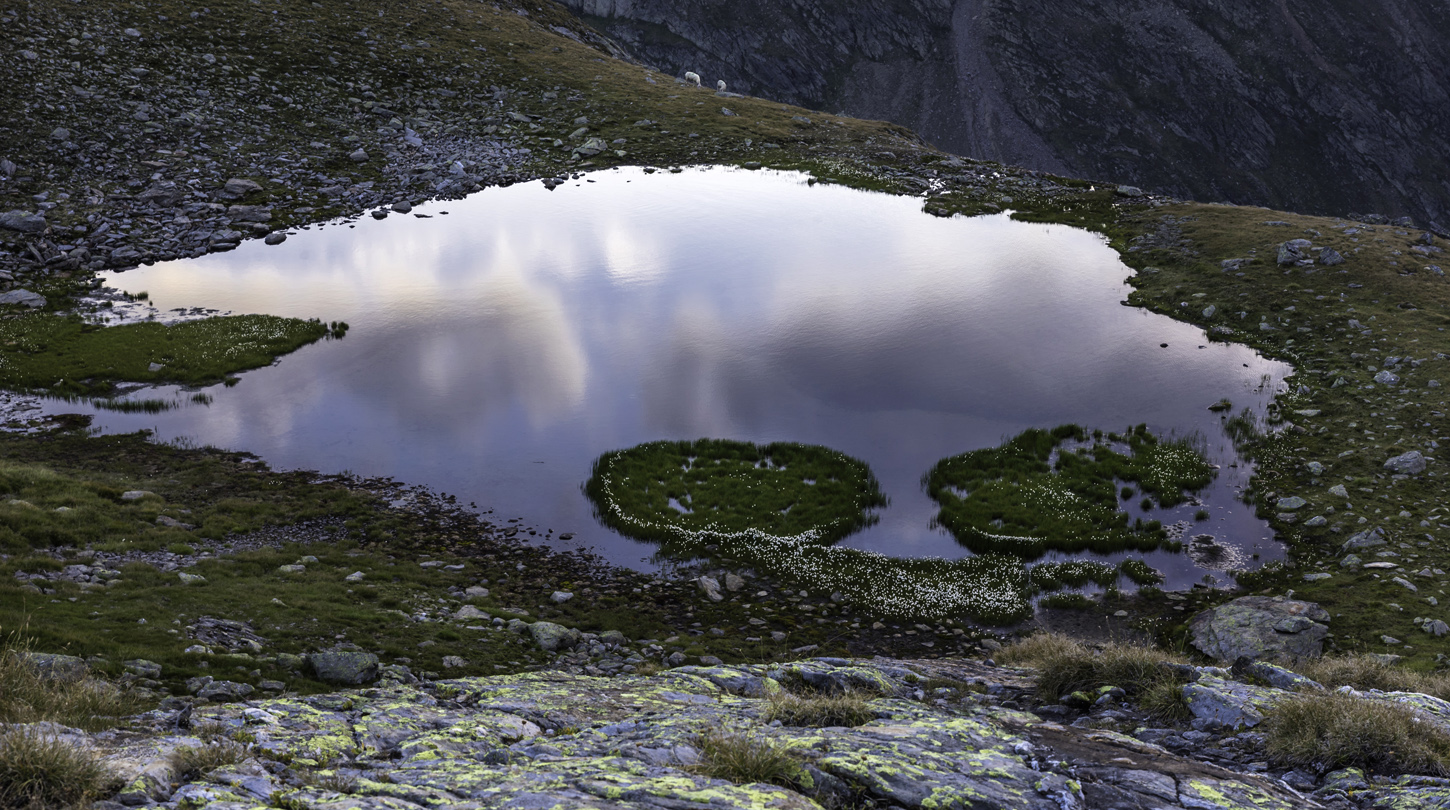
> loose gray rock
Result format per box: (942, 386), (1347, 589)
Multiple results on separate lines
(306, 651), (380, 685)
(1374, 370), (1400, 385)
(0, 289), (46, 308)
(1341, 527), (1385, 552)
(120, 490), (156, 501)
(349, 148), (370, 162)
(0, 211), (47, 233)
(696, 576), (724, 602)
(218, 178), (262, 199)
(1319, 247), (1345, 265)
(1276, 239), (1311, 265)
(1385, 450), (1427, 475)
(1276, 496), (1306, 510)
(1188, 596), (1330, 662)
(196, 680), (255, 702)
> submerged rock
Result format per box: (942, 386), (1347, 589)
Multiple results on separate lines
(1188, 596), (1330, 662)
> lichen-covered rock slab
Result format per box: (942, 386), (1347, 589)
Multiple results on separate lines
(1188, 595), (1330, 662)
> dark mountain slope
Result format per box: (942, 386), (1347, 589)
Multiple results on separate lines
(564, 0), (1450, 229)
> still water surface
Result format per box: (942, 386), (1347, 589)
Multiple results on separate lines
(62, 168), (1291, 587)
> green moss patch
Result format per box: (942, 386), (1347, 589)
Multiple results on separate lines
(586, 439), (886, 545)
(0, 314), (332, 396)
(925, 424), (1214, 558)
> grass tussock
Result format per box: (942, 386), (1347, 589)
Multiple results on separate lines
(1292, 655), (1450, 701)
(0, 728), (116, 809)
(692, 730), (806, 790)
(168, 741), (249, 781)
(764, 689), (876, 727)
(0, 646), (142, 731)
(1000, 633), (1190, 715)
(1264, 693), (1450, 776)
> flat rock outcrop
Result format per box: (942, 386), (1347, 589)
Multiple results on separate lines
(1188, 595), (1331, 662)
(46, 658), (1314, 810)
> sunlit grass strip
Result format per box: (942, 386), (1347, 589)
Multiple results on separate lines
(587, 445), (1028, 622)
(924, 424), (1214, 559)
(586, 439), (887, 544)
(0, 313), (331, 396)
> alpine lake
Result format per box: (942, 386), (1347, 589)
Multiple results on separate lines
(49, 167), (1292, 621)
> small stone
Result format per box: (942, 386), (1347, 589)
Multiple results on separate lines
(177, 572), (207, 585)
(1391, 577), (1419, 592)
(441, 655), (466, 668)
(276, 564), (306, 574)
(1329, 484), (1350, 498)
(464, 585), (490, 598)
(455, 605), (489, 620)
(550, 590), (574, 603)
(344, 571), (365, 582)
(120, 490), (156, 501)
(1277, 496), (1307, 510)
(349, 149), (369, 162)
(1375, 370), (1400, 385)
(1426, 620), (1450, 637)
(1381, 635), (1402, 645)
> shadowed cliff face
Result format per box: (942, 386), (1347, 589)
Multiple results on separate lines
(563, 0), (1450, 229)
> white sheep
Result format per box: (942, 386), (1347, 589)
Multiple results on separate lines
(684, 71), (701, 87)
(716, 79), (727, 92)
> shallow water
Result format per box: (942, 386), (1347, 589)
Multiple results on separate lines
(59, 168), (1291, 588)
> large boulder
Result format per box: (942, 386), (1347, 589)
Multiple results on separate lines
(15, 651), (88, 682)
(529, 621), (581, 652)
(306, 651), (380, 685)
(1188, 596), (1330, 662)
(0, 210), (47, 233)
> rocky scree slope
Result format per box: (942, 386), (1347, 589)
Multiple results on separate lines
(29, 654), (1398, 810)
(562, 0), (1450, 230)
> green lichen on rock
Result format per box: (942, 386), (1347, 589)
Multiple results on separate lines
(925, 424), (1214, 558)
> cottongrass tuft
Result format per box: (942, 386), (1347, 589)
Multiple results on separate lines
(1264, 693), (1450, 776)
